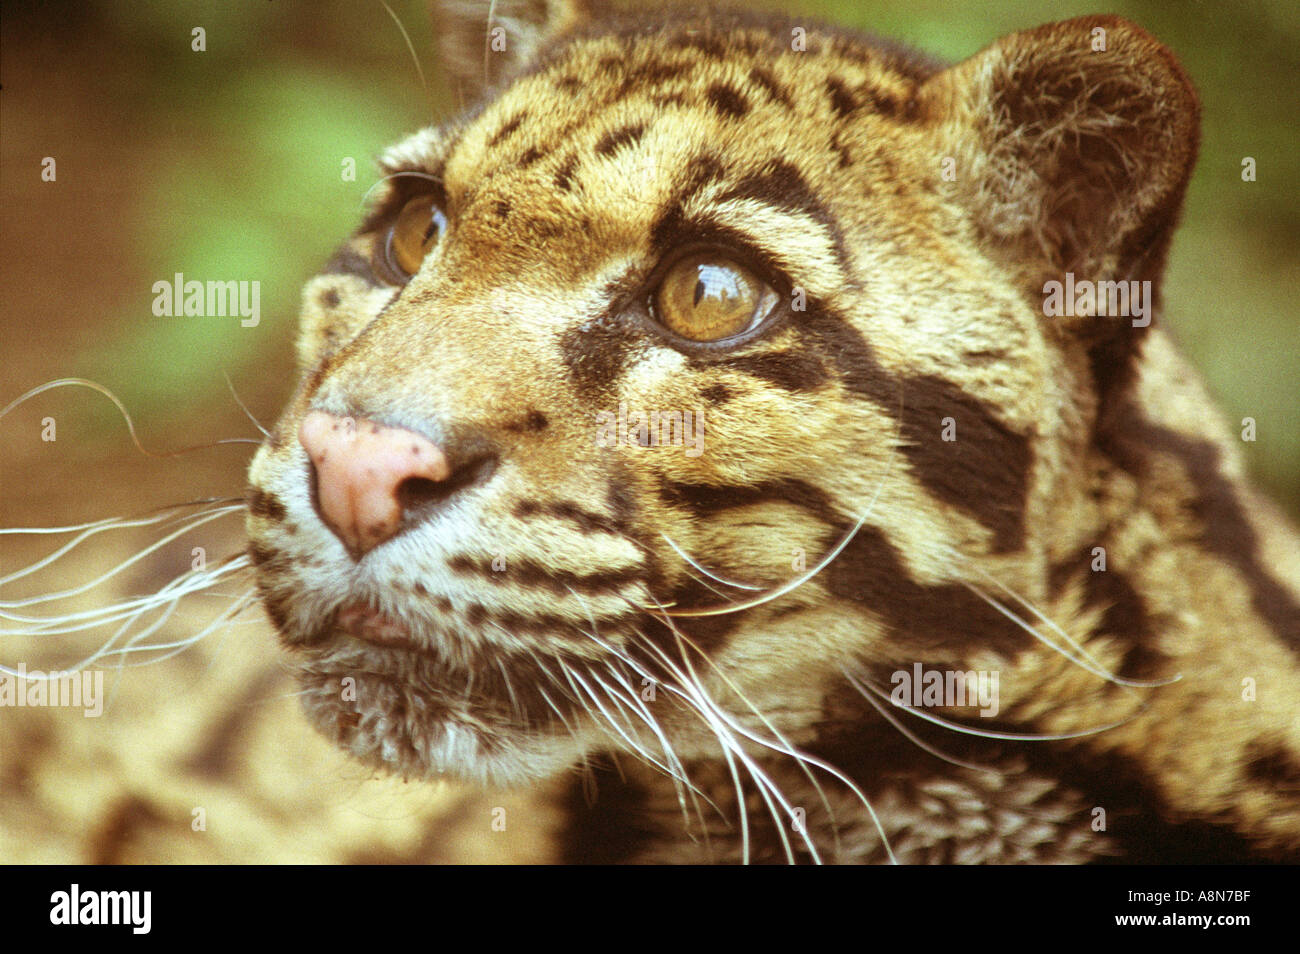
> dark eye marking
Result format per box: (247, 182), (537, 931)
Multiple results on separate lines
(321, 245), (380, 288)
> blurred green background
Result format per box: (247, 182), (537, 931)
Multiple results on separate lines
(2, 0), (1297, 517)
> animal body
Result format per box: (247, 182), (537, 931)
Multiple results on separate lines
(238, 0), (1300, 862)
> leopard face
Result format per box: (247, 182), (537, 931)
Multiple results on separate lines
(243, 2), (1300, 862)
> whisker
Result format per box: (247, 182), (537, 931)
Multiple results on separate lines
(1, 554), (251, 669)
(223, 371), (270, 438)
(852, 675), (1145, 742)
(962, 579), (1180, 689)
(483, 0), (500, 93)
(0, 496), (245, 537)
(562, 584), (718, 846)
(0, 505), (245, 611)
(0, 378), (260, 456)
(842, 669), (1000, 774)
(578, 606), (814, 863)
(377, 0), (433, 120)
(655, 385), (905, 620)
(633, 593), (901, 863)
(659, 533), (763, 591)
(594, 663), (720, 844)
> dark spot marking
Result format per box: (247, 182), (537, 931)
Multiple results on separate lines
(865, 86), (900, 118)
(652, 91), (688, 109)
(247, 488), (287, 523)
(826, 76), (899, 119)
(259, 587), (292, 634)
(895, 373), (1030, 552)
(318, 287), (341, 310)
(514, 500), (625, 536)
(1054, 548), (1167, 679)
(608, 481), (636, 533)
(1244, 742), (1300, 791)
(594, 122), (647, 157)
(554, 153), (579, 192)
(825, 76), (857, 117)
(448, 555), (641, 596)
(825, 524), (1035, 656)
(798, 307), (1031, 552)
(665, 31), (727, 59)
(89, 796), (165, 865)
(747, 66), (793, 108)
(559, 313), (634, 400)
(505, 410), (548, 433)
(488, 113), (525, 148)
(647, 154), (727, 251)
(661, 478), (838, 526)
(519, 146), (546, 167)
(644, 573), (747, 656)
(700, 383), (732, 405)
(705, 83), (749, 119)
(1102, 406), (1300, 656)
(609, 59), (689, 101)
(493, 199), (511, 219)
(1074, 554), (1169, 681)
(830, 129), (853, 169)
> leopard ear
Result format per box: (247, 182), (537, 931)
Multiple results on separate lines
(432, 0), (593, 101)
(921, 16), (1199, 343)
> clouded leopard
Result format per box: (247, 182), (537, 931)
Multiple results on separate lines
(234, 0), (1300, 863)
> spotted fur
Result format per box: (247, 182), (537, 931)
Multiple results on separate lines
(246, 0), (1300, 862)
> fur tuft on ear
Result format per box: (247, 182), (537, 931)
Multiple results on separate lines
(924, 16), (1199, 343)
(432, 0), (592, 102)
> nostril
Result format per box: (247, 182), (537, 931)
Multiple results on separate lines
(394, 454), (497, 523)
(395, 476), (443, 509)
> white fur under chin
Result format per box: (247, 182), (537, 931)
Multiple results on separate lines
(299, 691), (584, 787)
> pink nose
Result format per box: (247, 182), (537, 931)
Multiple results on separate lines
(298, 410), (450, 556)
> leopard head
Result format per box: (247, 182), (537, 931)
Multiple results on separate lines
(245, 0), (1198, 802)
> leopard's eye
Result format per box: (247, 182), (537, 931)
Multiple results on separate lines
(386, 194), (448, 278)
(651, 254), (778, 343)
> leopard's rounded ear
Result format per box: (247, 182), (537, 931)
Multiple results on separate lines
(921, 15), (1200, 340)
(432, 0), (593, 101)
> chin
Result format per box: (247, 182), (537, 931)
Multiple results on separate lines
(292, 664), (589, 787)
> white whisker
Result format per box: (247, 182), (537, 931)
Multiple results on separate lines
(852, 674), (1144, 742)
(657, 385), (905, 620)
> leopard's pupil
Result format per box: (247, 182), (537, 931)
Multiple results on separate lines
(654, 255), (771, 343)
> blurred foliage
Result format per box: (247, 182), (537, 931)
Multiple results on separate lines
(3, 0), (1296, 513)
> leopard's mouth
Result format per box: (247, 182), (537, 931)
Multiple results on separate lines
(335, 601), (418, 651)
(283, 597), (624, 782)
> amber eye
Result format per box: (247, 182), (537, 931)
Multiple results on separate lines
(386, 194), (448, 278)
(651, 254), (778, 343)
